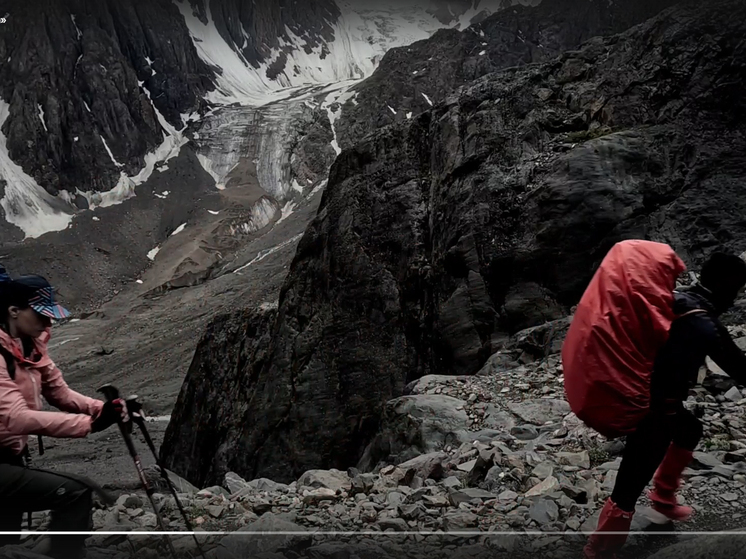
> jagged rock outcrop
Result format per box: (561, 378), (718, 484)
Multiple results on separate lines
(0, 0), (214, 196)
(161, 304), (278, 486)
(163, 0), (746, 486)
(335, 0), (682, 150)
(185, 0), (340, 74)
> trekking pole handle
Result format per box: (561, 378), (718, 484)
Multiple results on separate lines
(98, 384), (120, 403)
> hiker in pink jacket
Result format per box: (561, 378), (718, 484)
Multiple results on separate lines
(0, 266), (125, 559)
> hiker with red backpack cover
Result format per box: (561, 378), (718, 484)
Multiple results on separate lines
(562, 241), (746, 559)
(0, 265), (127, 559)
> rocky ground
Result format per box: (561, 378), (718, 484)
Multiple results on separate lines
(5, 318), (746, 559)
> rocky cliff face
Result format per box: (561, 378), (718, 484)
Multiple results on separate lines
(184, 0), (340, 73)
(162, 0), (746, 486)
(0, 0), (214, 197)
(335, 0), (682, 150)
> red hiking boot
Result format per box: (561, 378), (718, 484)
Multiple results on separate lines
(583, 498), (634, 559)
(647, 443), (694, 522)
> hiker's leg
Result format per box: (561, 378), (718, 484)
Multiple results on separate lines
(0, 466), (92, 559)
(0, 464), (26, 547)
(611, 411), (674, 512)
(584, 412), (673, 558)
(671, 407), (703, 451)
(647, 406), (703, 521)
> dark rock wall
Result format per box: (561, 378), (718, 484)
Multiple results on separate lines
(162, 0), (746, 486)
(0, 0), (214, 196)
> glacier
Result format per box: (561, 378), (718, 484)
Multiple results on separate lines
(1, 0), (543, 240)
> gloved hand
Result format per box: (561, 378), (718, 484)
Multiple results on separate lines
(91, 398), (128, 433)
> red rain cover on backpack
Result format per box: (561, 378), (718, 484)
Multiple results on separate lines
(562, 240), (687, 439)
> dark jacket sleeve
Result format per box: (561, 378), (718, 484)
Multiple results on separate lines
(705, 318), (746, 387)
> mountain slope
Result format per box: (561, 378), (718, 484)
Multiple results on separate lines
(158, 0), (746, 486)
(335, 0), (682, 150)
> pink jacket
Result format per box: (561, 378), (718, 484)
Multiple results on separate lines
(0, 327), (103, 456)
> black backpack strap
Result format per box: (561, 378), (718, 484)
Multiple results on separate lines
(0, 345), (14, 380)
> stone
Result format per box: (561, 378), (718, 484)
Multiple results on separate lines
(298, 470), (351, 492)
(217, 513), (311, 557)
(531, 461), (554, 480)
(398, 503), (426, 521)
(138, 513), (158, 529)
(465, 454), (495, 486)
(557, 451), (591, 469)
(442, 476), (462, 490)
(448, 487), (495, 505)
(358, 395), (474, 471)
(722, 493), (739, 502)
(507, 400), (571, 426)
(526, 476), (560, 497)
(206, 505), (225, 519)
(247, 478), (290, 493)
(499, 490), (519, 502)
(483, 465), (505, 492)
(442, 510), (479, 530)
(457, 459), (478, 472)
(693, 452), (725, 469)
(144, 466), (200, 496)
(303, 488), (338, 505)
(529, 498), (559, 525)
(200, 486), (231, 498)
(726, 387), (743, 402)
(376, 518), (409, 532)
(116, 495), (143, 509)
(225, 472), (252, 495)
(511, 425), (540, 441)
(397, 452), (449, 480)
(602, 470), (618, 492)
(386, 491), (404, 507)
(645, 531), (746, 559)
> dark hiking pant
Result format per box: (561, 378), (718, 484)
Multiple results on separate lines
(611, 404), (703, 512)
(0, 461), (92, 559)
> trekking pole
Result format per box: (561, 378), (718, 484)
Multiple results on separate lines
(98, 385), (179, 559)
(124, 395), (208, 559)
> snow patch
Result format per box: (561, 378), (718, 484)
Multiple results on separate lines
(422, 92), (433, 106)
(207, 210), (220, 215)
(0, 100), (73, 239)
(177, 0), (448, 107)
(37, 105), (47, 132)
(83, 101), (91, 113)
(277, 201), (297, 225)
(321, 82), (358, 156)
(70, 14), (82, 39)
(170, 223), (187, 236)
(228, 198), (277, 236)
(388, 105), (397, 115)
(154, 190), (170, 199)
(234, 233), (304, 275)
(147, 246), (161, 261)
(308, 179), (328, 199)
(100, 135), (124, 168)
(406, 112), (413, 119)
(197, 153), (225, 190)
